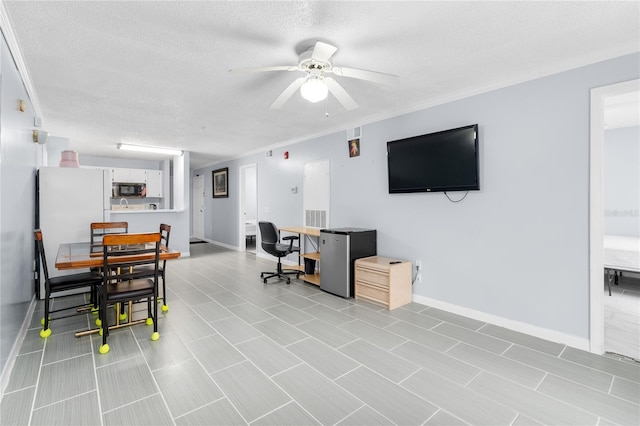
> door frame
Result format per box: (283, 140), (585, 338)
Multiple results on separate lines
(192, 175), (205, 241)
(238, 163), (257, 252)
(589, 78), (639, 354)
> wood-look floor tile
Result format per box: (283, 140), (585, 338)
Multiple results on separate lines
(96, 356), (158, 413)
(538, 373), (640, 425)
(153, 358), (223, 418)
(31, 391), (101, 426)
(174, 398), (245, 425)
(287, 337), (360, 380)
(467, 372), (598, 425)
(252, 401), (321, 426)
(392, 341), (480, 386)
(336, 366), (437, 425)
(103, 394), (173, 426)
(34, 353), (95, 408)
(212, 361), (291, 423)
(273, 364), (363, 425)
(235, 336), (302, 376)
(402, 368), (518, 425)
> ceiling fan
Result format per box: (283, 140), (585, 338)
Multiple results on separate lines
(229, 41), (398, 111)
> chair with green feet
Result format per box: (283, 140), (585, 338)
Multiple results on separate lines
(97, 232), (161, 354)
(131, 224), (171, 313)
(34, 229), (103, 338)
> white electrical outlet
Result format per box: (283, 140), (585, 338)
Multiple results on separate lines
(416, 260), (422, 270)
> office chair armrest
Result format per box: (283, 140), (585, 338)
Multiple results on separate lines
(282, 235), (299, 250)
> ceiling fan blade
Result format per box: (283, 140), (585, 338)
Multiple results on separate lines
(228, 65), (298, 74)
(324, 77), (358, 111)
(331, 66), (398, 85)
(270, 78), (306, 109)
(311, 41), (338, 63)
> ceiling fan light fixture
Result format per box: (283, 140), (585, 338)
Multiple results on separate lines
(300, 77), (328, 103)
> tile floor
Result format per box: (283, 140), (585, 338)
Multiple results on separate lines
(604, 274), (640, 360)
(1, 243), (639, 425)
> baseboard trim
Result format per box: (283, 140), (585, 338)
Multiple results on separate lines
(412, 294), (590, 351)
(0, 296), (37, 400)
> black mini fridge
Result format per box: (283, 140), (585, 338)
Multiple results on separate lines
(319, 228), (376, 298)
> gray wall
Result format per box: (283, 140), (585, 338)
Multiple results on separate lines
(604, 126), (640, 237)
(195, 52), (640, 342)
(0, 35), (39, 376)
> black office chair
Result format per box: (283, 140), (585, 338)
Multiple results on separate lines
(34, 229), (103, 338)
(259, 221), (300, 284)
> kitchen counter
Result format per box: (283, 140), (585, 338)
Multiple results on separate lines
(108, 209), (184, 214)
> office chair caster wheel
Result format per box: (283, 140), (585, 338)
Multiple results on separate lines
(161, 304), (169, 313)
(260, 273), (264, 278)
(286, 279), (291, 284)
(40, 328), (52, 338)
(99, 344), (109, 354)
(151, 332), (160, 341)
(263, 279), (267, 284)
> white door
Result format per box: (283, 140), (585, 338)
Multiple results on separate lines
(239, 163), (257, 253)
(589, 79), (640, 357)
(192, 175), (205, 240)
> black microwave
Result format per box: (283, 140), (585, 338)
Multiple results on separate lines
(115, 184), (145, 197)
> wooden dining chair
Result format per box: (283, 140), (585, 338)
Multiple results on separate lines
(89, 222), (129, 319)
(97, 232), (161, 354)
(34, 229), (103, 338)
(90, 222), (128, 246)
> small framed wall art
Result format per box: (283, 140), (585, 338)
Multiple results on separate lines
(212, 167), (229, 198)
(348, 138), (360, 158)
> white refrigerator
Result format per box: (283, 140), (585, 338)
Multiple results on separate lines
(37, 167), (109, 296)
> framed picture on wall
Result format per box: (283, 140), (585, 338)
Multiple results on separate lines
(348, 138), (360, 158)
(212, 167), (229, 198)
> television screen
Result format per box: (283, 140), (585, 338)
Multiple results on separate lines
(387, 124), (479, 193)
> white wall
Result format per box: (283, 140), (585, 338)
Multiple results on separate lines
(604, 126), (640, 237)
(195, 52), (640, 346)
(0, 35), (39, 378)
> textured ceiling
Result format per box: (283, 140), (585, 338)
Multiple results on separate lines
(3, 1), (639, 169)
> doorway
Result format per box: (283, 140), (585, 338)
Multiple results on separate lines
(589, 79), (639, 356)
(192, 175), (205, 242)
(239, 163), (257, 254)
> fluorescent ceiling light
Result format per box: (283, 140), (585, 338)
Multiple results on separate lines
(300, 77), (328, 103)
(117, 143), (183, 156)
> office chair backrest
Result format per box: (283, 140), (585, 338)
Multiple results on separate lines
(259, 221), (279, 244)
(259, 221), (279, 253)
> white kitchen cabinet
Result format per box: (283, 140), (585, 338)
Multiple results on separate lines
(146, 170), (163, 197)
(111, 168), (147, 183)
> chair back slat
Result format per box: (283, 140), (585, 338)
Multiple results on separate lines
(102, 232), (161, 283)
(91, 222), (128, 245)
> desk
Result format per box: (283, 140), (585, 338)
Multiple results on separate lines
(54, 241), (180, 336)
(279, 226), (321, 285)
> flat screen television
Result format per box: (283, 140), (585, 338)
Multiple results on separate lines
(387, 124), (479, 193)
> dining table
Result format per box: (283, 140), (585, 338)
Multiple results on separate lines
(54, 240), (181, 337)
(55, 241), (180, 270)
